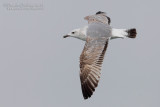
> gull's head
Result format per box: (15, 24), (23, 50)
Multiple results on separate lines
(63, 29), (80, 38)
(63, 27), (87, 41)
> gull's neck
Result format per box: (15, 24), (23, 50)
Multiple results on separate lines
(77, 26), (88, 41)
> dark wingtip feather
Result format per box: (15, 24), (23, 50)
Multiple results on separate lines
(81, 75), (98, 99)
(82, 84), (92, 99)
(107, 16), (111, 25)
(96, 11), (105, 15)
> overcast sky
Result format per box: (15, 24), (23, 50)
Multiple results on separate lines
(0, 0), (160, 107)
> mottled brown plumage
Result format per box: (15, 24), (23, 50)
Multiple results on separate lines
(80, 37), (109, 99)
(84, 11), (111, 25)
(78, 11), (112, 99)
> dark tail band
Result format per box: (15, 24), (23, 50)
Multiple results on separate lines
(126, 28), (137, 38)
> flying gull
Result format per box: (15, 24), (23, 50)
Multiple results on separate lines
(63, 11), (137, 99)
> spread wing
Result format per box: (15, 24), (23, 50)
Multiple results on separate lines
(80, 36), (109, 99)
(84, 11), (111, 25)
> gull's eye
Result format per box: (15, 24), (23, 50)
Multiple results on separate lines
(72, 32), (75, 34)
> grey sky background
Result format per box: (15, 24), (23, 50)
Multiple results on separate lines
(0, 0), (160, 107)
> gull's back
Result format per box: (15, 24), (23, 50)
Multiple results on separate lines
(87, 22), (112, 38)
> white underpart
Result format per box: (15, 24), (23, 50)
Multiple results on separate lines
(111, 28), (128, 39)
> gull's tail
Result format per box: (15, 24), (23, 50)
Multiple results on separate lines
(111, 28), (137, 39)
(126, 28), (137, 38)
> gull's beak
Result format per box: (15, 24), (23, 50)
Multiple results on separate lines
(63, 35), (70, 38)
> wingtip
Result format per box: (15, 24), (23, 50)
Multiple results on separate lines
(96, 11), (106, 15)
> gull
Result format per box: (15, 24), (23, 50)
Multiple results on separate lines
(63, 11), (137, 99)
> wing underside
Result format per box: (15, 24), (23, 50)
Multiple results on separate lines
(80, 37), (109, 99)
